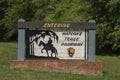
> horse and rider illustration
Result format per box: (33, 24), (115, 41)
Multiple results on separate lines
(26, 30), (59, 58)
(39, 38), (58, 58)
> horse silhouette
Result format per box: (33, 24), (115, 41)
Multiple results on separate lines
(39, 41), (58, 58)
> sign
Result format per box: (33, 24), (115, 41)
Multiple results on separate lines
(26, 30), (87, 60)
(18, 21), (96, 61)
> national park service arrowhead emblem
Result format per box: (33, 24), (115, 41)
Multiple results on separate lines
(67, 47), (75, 57)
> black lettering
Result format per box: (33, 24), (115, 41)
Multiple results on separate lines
(62, 32), (82, 36)
(64, 37), (79, 41)
(61, 42), (83, 46)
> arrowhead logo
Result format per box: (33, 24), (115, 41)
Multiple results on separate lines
(67, 47), (75, 57)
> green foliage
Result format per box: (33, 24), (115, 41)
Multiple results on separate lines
(0, 0), (34, 41)
(32, 0), (90, 22)
(0, 0), (9, 41)
(89, 0), (120, 54)
(111, 26), (120, 51)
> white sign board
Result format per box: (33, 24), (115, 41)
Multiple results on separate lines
(31, 30), (87, 60)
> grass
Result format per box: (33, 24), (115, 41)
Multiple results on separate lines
(0, 42), (120, 80)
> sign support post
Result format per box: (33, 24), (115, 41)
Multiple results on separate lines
(88, 20), (96, 61)
(18, 19), (25, 60)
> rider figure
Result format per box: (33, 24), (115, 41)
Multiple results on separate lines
(48, 37), (53, 48)
(48, 37), (52, 44)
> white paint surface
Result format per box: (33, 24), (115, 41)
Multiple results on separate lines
(33, 30), (87, 59)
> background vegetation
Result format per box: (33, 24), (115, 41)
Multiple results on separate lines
(0, 0), (120, 55)
(0, 42), (120, 80)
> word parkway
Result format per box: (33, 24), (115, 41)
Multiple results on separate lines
(61, 42), (83, 46)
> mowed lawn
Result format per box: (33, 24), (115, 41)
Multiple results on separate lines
(0, 42), (120, 80)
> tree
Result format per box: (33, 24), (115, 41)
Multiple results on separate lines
(32, 0), (90, 22)
(107, 0), (120, 53)
(0, 0), (9, 41)
(0, 0), (34, 41)
(89, 0), (120, 54)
